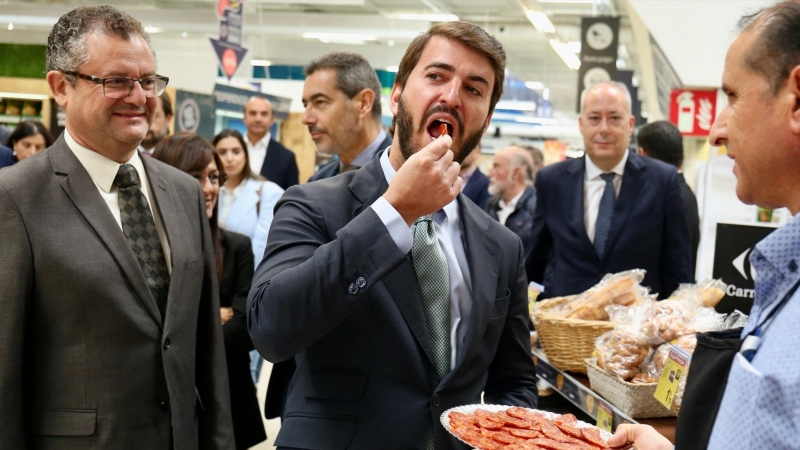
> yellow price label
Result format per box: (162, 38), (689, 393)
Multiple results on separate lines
(596, 401), (613, 433)
(654, 348), (688, 409)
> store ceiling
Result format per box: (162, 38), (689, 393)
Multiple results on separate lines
(0, 0), (635, 113)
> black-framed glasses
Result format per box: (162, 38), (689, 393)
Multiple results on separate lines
(62, 71), (169, 99)
(191, 172), (227, 187)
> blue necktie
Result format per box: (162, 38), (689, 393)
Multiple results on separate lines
(594, 173), (616, 258)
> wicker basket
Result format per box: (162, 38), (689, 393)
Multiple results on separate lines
(585, 358), (677, 419)
(531, 297), (614, 373)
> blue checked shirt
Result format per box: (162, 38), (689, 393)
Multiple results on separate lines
(708, 212), (800, 449)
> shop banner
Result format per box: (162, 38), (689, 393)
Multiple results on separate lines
(669, 89), (717, 137)
(175, 90), (216, 141)
(576, 17), (619, 112)
(209, 0), (248, 80)
(213, 83), (290, 120)
(712, 223), (777, 315)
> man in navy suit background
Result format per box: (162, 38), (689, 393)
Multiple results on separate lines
(527, 81), (692, 299)
(243, 96), (299, 189)
(304, 52), (391, 182)
(459, 144), (491, 209)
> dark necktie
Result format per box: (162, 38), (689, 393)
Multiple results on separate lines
(411, 214), (451, 379)
(594, 172), (616, 257)
(114, 164), (170, 317)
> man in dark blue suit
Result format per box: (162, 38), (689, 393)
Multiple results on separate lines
(0, 145), (13, 170)
(304, 53), (391, 182)
(527, 81), (692, 299)
(459, 145), (491, 209)
(243, 97), (299, 189)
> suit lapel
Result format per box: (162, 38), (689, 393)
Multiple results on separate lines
(51, 141), (164, 327)
(601, 153), (646, 263)
(348, 157), (438, 371)
(225, 179), (259, 231)
(566, 158), (594, 253)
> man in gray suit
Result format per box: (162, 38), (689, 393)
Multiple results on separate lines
(0, 6), (234, 450)
(249, 21), (536, 449)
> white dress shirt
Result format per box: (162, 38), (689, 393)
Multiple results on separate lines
(371, 150), (473, 370)
(246, 131), (271, 175)
(218, 182), (244, 228)
(66, 129), (172, 273)
(584, 151), (628, 243)
(497, 189), (525, 226)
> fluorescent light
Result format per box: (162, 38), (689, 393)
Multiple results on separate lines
(525, 82), (545, 90)
(144, 26), (161, 33)
(526, 11), (555, 34)
(549, 39), (581, 70)
(386, 66), (399, 72)
(302, 32), (376, 41)
(181, 31), (188, 38)
(616, 58), (626, 69)
(0, 92), (50, 100)
(515, 117), (558, 125)
(568, 41), (582, 54)
(7, 23), (12, 31)
(251, 59), (272, 66)
(398, 13), (459, 22)
(543, 88), (550, 101)
(537, 0), (597, 3)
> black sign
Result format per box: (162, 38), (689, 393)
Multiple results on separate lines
(213, 83), (291, 120)
(712, 223), (777, 314)
(577, 17), (620, 112)
(175, 90), (216, 141)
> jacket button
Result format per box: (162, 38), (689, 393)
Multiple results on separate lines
(431, 394), (440, 407)
(160, 400), (170, 412)
(356, 276), (367, 288)
(163, 338), (171, 350)
(348, 283), (358, 295)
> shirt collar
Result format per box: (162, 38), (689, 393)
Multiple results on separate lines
(379, 147), (458, 224)
(753, 211), (800, 280)
(248, 131), (271, 148)
(65, 129), (146, 193)
(499, 188), (525, 210)
(351, 129), (387, 168)
(585, 150), (629, 181)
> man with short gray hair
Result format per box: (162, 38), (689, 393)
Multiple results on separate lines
(304, 52), (390, 182)
(0, 5), (233, 449)
(527, 81), (692, 298)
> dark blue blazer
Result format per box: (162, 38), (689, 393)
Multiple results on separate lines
(307, 134), (392, 183)
(0, 145), (14, 170)
(462, 167), (491, 210)
(526, 152), (693, 299)
(259, 139), (298, 190)
(486, 186), (537, 271)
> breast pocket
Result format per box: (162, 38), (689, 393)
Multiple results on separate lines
(490, 290), (511, 319)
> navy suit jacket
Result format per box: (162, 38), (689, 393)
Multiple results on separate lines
(259, 139), (298, 190)
(248, 155), (537, 449)
(526, 152), (693, 299)
(462, 167), (491, 210)
(486, 186), (537, 278)
(0, 145), (14, 170)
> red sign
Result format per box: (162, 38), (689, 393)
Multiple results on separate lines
(668, 89), (717, 137)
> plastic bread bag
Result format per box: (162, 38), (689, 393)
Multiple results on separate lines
(722, 309), (749, 330)
(689, 306), (726, 333)
(633, 333), (698, 384)
(669, 279), (727, 308)
(560, 269), (647, 320)
(594, 308), (654, 382)
(640, 299), (696, 344)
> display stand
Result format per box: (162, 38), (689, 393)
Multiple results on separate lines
(532, 348), (676, 442)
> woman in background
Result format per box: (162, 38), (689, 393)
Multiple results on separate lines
(6, 120), (54, 163)
(153, 133), (266, 450)
(212, 129), (283, 268)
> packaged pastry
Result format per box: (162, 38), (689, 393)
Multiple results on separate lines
(561, 270), (648, 320)
(669, 279), (726, 308)
(640, 300), (695, 343)
(595, 329), (652, 381)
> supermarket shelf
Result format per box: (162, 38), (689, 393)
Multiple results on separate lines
(0, 115), (42, 124)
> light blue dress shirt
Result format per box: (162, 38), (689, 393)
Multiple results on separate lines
(371, 149), (473, 370)
(708, 212), (800, 449)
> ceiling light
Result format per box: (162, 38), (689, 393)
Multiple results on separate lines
(543, 88), (550, 101)
(515, 117), (558, 125)
(251, 59), (272, 66)
(7, 23), (12, 31)
(525, 82), (545, 90)
(616, 58), (626, 69)
(144, 26), (161, 33)
(302, 32), (376, 41)
(537, 0), (597, 3)
(0, 92), (50, 100)
(398, 13), (459, 22)
(550, 39), (581, 70)
(568, 41), (582, 54)
(386, 66), (399, 72)
(526, 11), (555, 34)
(181, 31), (188, 38)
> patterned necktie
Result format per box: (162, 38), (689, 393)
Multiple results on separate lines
(114, 164), (170, 318)
(411, 214), (451, 379)
(594, 172), (616, 258)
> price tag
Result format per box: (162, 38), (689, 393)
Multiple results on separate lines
(654, 347), (689, 409)
(596, 401), (613, 432)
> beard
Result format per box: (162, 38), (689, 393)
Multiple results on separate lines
(396, 94), (485, 165)
(488, 178), (509, 197)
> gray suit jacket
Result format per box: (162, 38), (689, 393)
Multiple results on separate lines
(248, 155), (537, 449)
(0, 136), (234, 450)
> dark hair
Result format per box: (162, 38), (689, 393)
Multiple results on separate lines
(637, 120), (684, 168)
(46, 6), (153, 85)
(152, 132), (225, 280)
(512, 143), (545, 167)
(304, 52), (382, 121)
(159, 92), (173, 117)
(395, 21), (506, 114)
(6, 120), (54, 148)
(738, 1), (800, 94)
(211, 129), (264, 182)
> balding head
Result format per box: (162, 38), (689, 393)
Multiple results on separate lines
(488, 146), (535, 202)
(243, 96), (275, 143)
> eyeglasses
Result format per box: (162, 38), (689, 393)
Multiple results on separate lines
(62, 71), (169, 99)
(191, 172), (227, 187)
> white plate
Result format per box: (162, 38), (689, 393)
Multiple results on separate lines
(440, 404), (612, 448)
